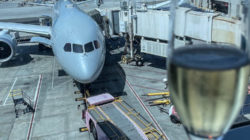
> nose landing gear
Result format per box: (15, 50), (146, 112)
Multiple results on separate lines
(74, 81), (91, 108)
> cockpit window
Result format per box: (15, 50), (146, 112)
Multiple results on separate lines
(94, 40), (100, 49)
(73, 44), (83, 53)
(84, 42), (94, 52)
(64, 43), (71, 52)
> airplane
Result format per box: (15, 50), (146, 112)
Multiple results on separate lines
(0, 0), (106, 85)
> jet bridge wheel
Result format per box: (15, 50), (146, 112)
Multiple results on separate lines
(136, 59), (143, 66)
(135, 54), (144, 66)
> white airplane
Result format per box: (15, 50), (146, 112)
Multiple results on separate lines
(0, 0), (106, 84)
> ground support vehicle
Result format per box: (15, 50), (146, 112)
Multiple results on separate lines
(84, 93), (164, 140)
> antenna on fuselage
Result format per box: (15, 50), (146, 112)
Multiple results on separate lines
(96, 0), (103, 8)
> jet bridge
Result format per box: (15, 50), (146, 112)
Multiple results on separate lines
(133, 8), (241, 57)
(102, 0), (245, 59)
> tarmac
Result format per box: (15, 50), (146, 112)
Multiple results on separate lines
(0, 38), (188, 140)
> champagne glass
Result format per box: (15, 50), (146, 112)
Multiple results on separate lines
(168, 0), (250, 139)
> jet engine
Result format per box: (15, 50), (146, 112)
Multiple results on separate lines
(0, 31), (17, 63)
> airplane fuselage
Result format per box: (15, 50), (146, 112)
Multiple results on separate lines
(51, 0), (106, 83)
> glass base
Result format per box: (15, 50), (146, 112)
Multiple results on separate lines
(188, 133), (224, 140)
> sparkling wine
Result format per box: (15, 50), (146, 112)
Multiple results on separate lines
(168, 44), (249, 138)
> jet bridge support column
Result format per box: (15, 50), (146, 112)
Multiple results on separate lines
(129, 23), (134, 59)
(124, 33), (129, 54)
(129, 1), (134, 60)
(119, 0), (143, 66)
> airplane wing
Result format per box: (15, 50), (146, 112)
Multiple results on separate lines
(27, 2), (54, 7)
(76, 0), (93, 5)
(0, 22), (52, 37)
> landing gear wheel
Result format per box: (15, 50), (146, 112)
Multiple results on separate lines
(90, 122), (98, 140)
(84, 84), (91, 91)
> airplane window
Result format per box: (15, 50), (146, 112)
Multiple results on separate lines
(64, 43), (71, 52)
(94, 40), (100, 49)
(84, 42), (94, 52)
(73, 44), (83, 53)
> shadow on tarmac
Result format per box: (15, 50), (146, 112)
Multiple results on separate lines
(89, 38), (127, 97)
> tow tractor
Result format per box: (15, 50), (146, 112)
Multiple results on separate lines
(82, 93), (165, 140)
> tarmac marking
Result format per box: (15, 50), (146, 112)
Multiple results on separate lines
(26, 74), (42, 140)
(15, 74), (41, 79)
(130, 84), (166, 92)
(0, 104), (12, 107)
(126, 74), (161, 82)
(33, 75), (42, 101)
(122, 66), (166, 74)
(51, 57), (56, 89)
(3, 77), (18, 106)
(52, 79), (72, 89)
(116, 66), (169, 140)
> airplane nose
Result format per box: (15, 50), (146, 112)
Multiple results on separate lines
(81, 68), (96, 82)
(74, 57), (100, 83)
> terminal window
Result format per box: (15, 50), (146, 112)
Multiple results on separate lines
(212, 0), (229, 14)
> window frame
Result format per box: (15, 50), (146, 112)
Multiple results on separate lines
(72, 43), (84, 53)
(84, 41), (94, 53)
(64, 43), (72, 52)
(93, 40), (100, 49)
